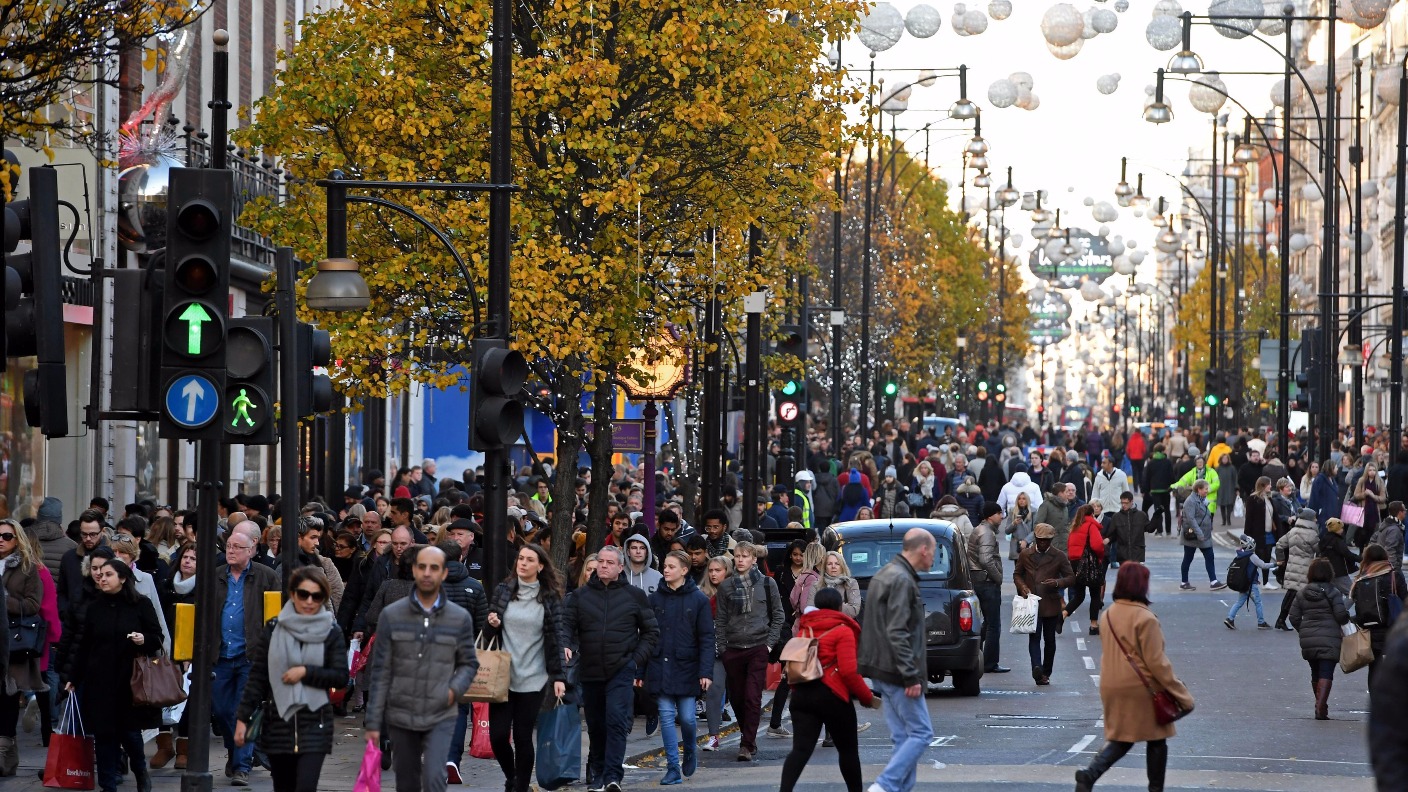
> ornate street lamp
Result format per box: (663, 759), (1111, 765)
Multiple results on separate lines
(617, 327), (689, 534)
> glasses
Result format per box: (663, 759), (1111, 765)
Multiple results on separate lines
(293, 588), (327, 603)
(0, 534), (15, 542)
(227, 543), (254, 552)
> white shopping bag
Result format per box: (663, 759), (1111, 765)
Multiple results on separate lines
(1233, 497), (1245, 519)
(161, 667), (192, 725)
(1010, 594), (1040, 635)
(347, 638), (361, 671)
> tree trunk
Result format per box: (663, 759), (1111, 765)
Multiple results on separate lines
(547, 371), (585, 573)
(584, 368), (617, 552)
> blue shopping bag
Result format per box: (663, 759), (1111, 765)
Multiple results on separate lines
(535, 698), (580, 791)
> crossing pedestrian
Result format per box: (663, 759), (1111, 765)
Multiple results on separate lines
(1369, 501), (1406, 575)
(1350, 543), (1405, 686)
(1141, 443), (1174, 537)
(969, 504), (1007, 673)
(858, 528), (936, 792)
(1064, 504), (1107, 633)
(1275, 508), (1322, 630)
(1223, 535), (1274, 629)
(714, 542), (783, 763)
(698, 555), (733, 752)
(1178, 480), (1225, 591)
(646, 551), (714, 785)
(1290, 558), (1350, 720)
(1105, 492), (1148, 564)
(1075, 562), (1193, 792)
(1013, 523), (1075, 685)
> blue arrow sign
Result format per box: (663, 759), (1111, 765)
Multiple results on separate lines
(165, 374), (219, 428)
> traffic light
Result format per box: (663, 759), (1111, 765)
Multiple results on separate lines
(1130, 395), (1143, 415)
(776, 377), (805, 427)
(994, 379), (1007, 404)
(295, 321), (333, 418)
(1203, 368), (1221, 407)
(1178, 391), (1191, 415)
(4, 162), (68, 436)
(976, 364), (989, 401)
(1293, 372), (1314, 412)
(159, 168), (233, 440)
(882, 378), (898, 417)
(775, 324), (804, 361)
(470, 338), (527, 450)
(224, 316), (276, 444)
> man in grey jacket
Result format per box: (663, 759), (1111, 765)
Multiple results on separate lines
(366, 546), (479, 792)
(1371, 501), (1406, 574)
(858, 528), (936, 792)
(969, 504), (1008, 673)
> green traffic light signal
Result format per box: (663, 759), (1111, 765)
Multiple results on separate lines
(977, 381), (989, 392)
(884, 381), (898, 396)
(995, 382), (1006, 393)
(781, 380), (799, 397)
(1204, 393), (1220, 407)
(1179, 403), (1187, 414)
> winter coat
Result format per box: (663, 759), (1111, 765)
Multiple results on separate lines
(1174, 465), (1220, 514)
(25, 520), (75, 582)
(1106, 508), (1150, 564)
(236, 619), (348, 756)
(790, 569), (821, 616)
(1351, 563), (1405, 633)
(36, 567), (61, 672)
(837, 469), (873, 523)
(1276, 518), (1321, 591)
(1371, 616), (1408, 788)
(1068, 516), (1106, 564)
(714, 566), (784, 654)
(978, 457), (1008, 504)
(811, 471), (840, 523)
(1098, 600), (1194, 744)
(857, 554), (925, 687)
(1289, 583), (1350, 661)
(1270, 492), (1298, 538)
(2, 557), (44, 693)
(1014, 545), (1076, 618)
(955, 482), (985, 526)
(1001, 508), (1036, 561)
(1308, 472), (1341, 530)
(366, 594), (478, 732)
(1142, 453), (1174, 494)
(58, 593), (163, 735)
(1033, 496), (1074, 551)
(623, 534), (664, 595)
(1370, 517), (1406, 575)
(1243, 493), (1271, 545)
(966, 520), (1002, 585)
(1319, 525), (1359, 580)
(1090, 469), (1127, 514)
(484, 577), (567, 687)
(997, 471), (1044, 514)
(1179, 493), (1213, 550)
(646, 577), (715, 697)
(441, 560), (489, 636)
(793, 608), (873, 707)
(1215, 464), (1237, 509)
(1126, 432), (1147, 462)
(214, 561), (282, 653)
(932, 504), (974, 547)
(364, 578), (414, 639)
(562, 573), (661, 682)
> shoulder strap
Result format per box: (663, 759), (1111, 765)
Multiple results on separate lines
(1108, 622), (1159, 697)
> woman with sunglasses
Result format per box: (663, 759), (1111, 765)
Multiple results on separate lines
(234, 567), (348, 792)
(57, 558), (163, 792)
(0, 519), (43, 776)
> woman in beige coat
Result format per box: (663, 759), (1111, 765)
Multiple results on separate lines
(1076, 562), (1194, 792)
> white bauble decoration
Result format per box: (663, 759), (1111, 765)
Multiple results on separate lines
(964, 9), (990, 34)
(1098, 224), (1112, 238)
(988, 0), (1013, 20)
(858, 3), (906, 52)
(1362, 180), (1380, 198)
(1289, 232), (1311, 251)
(905, 4), (943, 37)
(1096, 73), (1121, 94)
(1145, 14), (1182, 51)
(1126, 240), (1139, 250)
(1377, 68), (1401, 105)
(1129, 250), (1146, 264)
(1044, 237), (1069, 262)
(988, 79), (1018, 107)
(1346, 0), (1390, 28)
(1093, 201), (1119, 222)
(1270, 79), (1286, 106)
(1009, 233), (1025, 247)
(1114, 0), (1129, 10)
(1025, 93), (1041, 110)
(1091, 7), (1118, 33)
(1041, 3), (1085, 46)
(1189, 71), (1228, 114)
(1082, 8), (1101, 39)
(1080, 280), (1106, 302)
(1010, 71), (1034, 90)
(1209, 0), (1260, 39)
(1258, 1), (1287, 34)
(1152, 0), (1182, 16)
(1301, 182), (1323, 202)
(1014, 85), (1035, 108)
(1048, 39), (1084, 59)
(1083, 196), (1095, 206)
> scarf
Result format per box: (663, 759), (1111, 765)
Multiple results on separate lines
(916, 473), (935, 499)
(267, 600), (334, 720)
(730, 565), (762, 614)
(171, 572), (196, 596)
(821, 573), (849, 590)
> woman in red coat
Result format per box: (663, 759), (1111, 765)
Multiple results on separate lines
(778, 587), (877, 792)
(1065, 504), (1108, 634)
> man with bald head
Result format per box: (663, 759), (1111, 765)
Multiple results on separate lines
(354, 525), (415, 640)
(366, 544), (479, 792)
(213, 515), (280, 785)
(858, 528), (936, 792)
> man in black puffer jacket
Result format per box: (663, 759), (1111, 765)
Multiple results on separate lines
(436, 541), (489, 782)
(561, 545), (659, 792)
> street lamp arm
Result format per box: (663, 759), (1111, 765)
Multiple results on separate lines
(344, 194), (485, 331)
(1187, 18), (1327, 143)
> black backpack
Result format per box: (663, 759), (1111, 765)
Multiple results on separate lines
(1226, 554), (1251, 593)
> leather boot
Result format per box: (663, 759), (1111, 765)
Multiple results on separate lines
(1146, 739), (1168, 792)
(1074, 742), (1125, 791)
(150, 732), (175, 769)
(1314, 678), (1332, 720)
(173, 738), (189, 770)
(0, 735), (18, 776)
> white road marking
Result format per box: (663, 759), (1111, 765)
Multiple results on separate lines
(1094, 718), (1104, 727)
(929, 735), (958, 747)
(1083, 656), (1096, 670)
(1076, 638), (1087, 651)
(1070, 620), (1081, 633)
(1090, 674), (1100, 687)
(1220, 599), (1230, 607)
(1068, 734), (1098, 753)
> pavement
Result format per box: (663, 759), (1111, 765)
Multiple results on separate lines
(1, 509), (1378, 791)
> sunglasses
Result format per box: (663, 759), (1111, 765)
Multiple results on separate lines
(0, 534), (16, 542)
(293, 588), (327, 603)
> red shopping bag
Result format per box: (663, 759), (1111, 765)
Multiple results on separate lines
(44, 697), (94, 790)
(353, 738), (382, 792)
(765, 662), (782, 691)
(350, 635), (376, 677)
(470, 702), (495, 759)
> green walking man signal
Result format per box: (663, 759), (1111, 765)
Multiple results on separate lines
(230, 388), (258, 428)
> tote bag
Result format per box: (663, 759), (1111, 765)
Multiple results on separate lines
(462, 634), (511, 704)
(43, 697), (94, 790)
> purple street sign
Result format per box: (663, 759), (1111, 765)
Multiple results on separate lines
(585, 419), (646, 453)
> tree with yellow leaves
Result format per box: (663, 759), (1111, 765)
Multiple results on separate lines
(238, 0), (859, 563)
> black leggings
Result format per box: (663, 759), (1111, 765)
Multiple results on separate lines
(778, 683), (862, 792)
(1145, 492), (1171, 535)
(267, 752), (327, 792)
(1277, 588), (1299, 624)
(1064, 582), (1104, 623)
(770, 674), (790, 729)
(490, 688), (547, 792)
(0, 692), (18, 738)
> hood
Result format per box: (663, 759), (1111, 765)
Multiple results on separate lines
(444, 558), (470, 583)
(36, 497), (62, 524)
(1295, 517), (1319, 533)
(957, 479), (982, 495)
(935, 504), (967, 519)
(26, 519), (66, 542)
(797, 607), (860, 638)
(1300, 583), (1336, 605)
(657, 575), (700, 596)
(1011, 472), (1032, 487)
(624, 533), (656, 570)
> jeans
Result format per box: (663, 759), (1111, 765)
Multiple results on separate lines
(95, 730), (145, 792)
(446, 703), (469, 765)
(267, 752), (327, 792)
(1181, 546), (1217, 584)
(387, 719), (454, 792)
(1145, 492), (1171, 535)
(212, 655), (254, 774)
(1028, 616), (1059, 678)
(656, 695), (697, 770)
(721, 645), (768, 752)
(778, 683), (861, 792)
(1228, 583), (1264, 623)
(490, 689), (546, 792)
(872, 679), (934, 792)
(581, 662), (636, 786)
(974, 582), (1003, 670)
(1064, 582), (1103, 623)
(704, 659), (727, 736)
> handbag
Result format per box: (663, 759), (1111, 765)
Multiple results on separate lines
(244, 703), (266, 744)
(535, 698), (581, 790)
(778, 625), (841, 684)
(1109, 624), (1191, 725)
(462, 633), (511, 704)
(131, 651), (189, 708)
(10, 597), (44, 660)
(1009, 593), (1039, 634)
(42, 696), (94, 790)
(1341, 502), (1366, 528)
(1340, 624), (1374, 673)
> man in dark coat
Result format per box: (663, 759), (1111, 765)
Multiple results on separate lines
(1371, 614), (1408, 788)
(1387, 451), (1408, 505)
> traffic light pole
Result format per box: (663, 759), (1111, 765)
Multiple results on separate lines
(483, 0), (514, 587)
(276, 247), (302, 591)
(1391, 56), (1407, 458)
(742, 287), (763, 533)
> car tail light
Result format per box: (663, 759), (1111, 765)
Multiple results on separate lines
(958, 600), (973, 633)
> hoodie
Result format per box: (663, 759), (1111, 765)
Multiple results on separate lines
(997, 471), (1044, 514)
(26, 513), (76, 580)
(623, 534), (663, 596)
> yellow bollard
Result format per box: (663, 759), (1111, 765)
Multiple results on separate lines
(172, 603), (194, 661)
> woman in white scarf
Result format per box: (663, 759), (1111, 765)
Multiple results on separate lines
(233, 567), (347, 792)
(110, 538), (171, 656)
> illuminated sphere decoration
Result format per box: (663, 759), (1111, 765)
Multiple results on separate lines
(1145, 14), (1182, 50)
(1048, 39), (1084, 60)
(905, 4), (943, 37)
(1041, 3), (1085, 47)
(964, 9), (990, 34)
(1258, 1), (1287, 35)
(1189, 71), (1228, 114)
(988, 0), (1013, 20)
(988, 78), (1019, 107)
(1152, 0), (1183, 16)
(1091, 7), (1118, 33)
(1096, 73), (1121, 94)
(1209, 0), (1260, 39)
(1346, 0), (1390, 29)
(858, 3), (906, 53)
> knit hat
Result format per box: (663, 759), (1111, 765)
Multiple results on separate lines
(393, 486), (412, 499)
(981, 502), (1003, 521)
(884, 466), (897, 478)
(36, 497), (62, 523)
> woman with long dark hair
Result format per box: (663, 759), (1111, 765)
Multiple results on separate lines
(234, 566), (347, 792)
(483, 544), (567, 792)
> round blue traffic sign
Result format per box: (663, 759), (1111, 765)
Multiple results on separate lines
(165, 373), (220, 428)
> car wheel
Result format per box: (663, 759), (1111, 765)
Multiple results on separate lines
(952, 658), (983, 697)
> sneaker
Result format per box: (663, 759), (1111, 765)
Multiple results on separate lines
(645, 714), (659, 737)
(1088, 624), (1099, 636)
(1224, 618), (1236, 630)
(1179, 582), (1196, 591)
(605, 783), (623, 792)
(588, 784), (606, 792)
(230, 773), (249, 787)
(1258, 622), (1272, 630)
(736, 748), (754, 762)
(1210, 581), (1228, 591)
(445, 762), (462, 785)
(1263, 581), (1280, 591)
(702, 735), (721, 752)
(868, 783), (890, 792)
(856, 721), (872, 733)
(21, 699), (36, 734)
(767, 725), (792, 738)
(821, 736), (834, 748)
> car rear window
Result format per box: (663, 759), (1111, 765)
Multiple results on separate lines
(843, 537), (953, 580)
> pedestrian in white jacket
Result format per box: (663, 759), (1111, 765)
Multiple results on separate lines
(998, 471), (1045, 515)
(1090, 457), (1127, 515)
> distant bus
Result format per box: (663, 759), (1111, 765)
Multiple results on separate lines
(1002, 404), (1028, 424)
(1061, 405), (1092, 425)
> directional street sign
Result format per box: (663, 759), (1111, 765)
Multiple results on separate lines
(164, 373), (220, 429)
